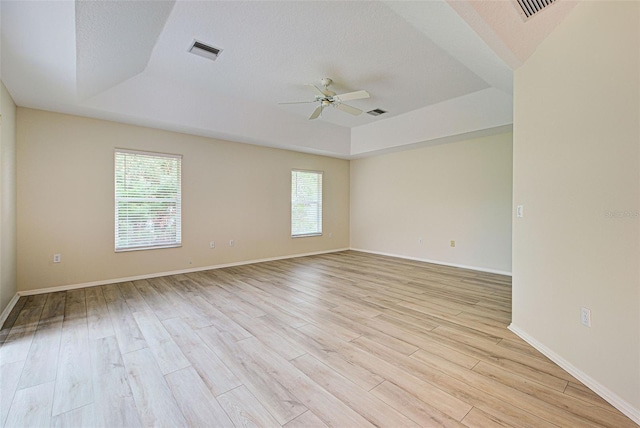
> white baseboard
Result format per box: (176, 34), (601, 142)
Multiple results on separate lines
(0, 293), (20, 327)
(349, 248), (512, 276)
(18, 248), (350, 296)
(509, 323), (640, 425)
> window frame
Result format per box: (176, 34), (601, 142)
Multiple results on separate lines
(114, 148), (182, 252)
(291, 169), (323, 238)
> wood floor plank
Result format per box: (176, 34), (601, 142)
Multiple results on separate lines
(308, 306), (419, 354)
(4, 381), (54, 428)
(187, 272), (268, 319)
(233, 334), (377, 428)
(162, 317), (242, 396)
(118, 281), (153, 312)
(409, 349), (604, 427)
(185, 294), (253, 341)
(291, 353), (420, 427)
(52, 289), (93, 416)
(90, 336), (142, 428)
(298, 323), (472, 421)
(471, 361), (637, 428)
(165, 366), (235, 427)
(132, 310), (190, 375)
(0, 360), (25, 427)
(17, 304), (64, 389)
(21, 294), (48, 308)
(51, 403), (96, 428)
(146, 277), (213, 329)
(283, 410), (329, 428)
(429, 325), (574, 391)
(259, 314), (386, 391)
(496, 336), (554, 360)
(217, 385), (281, 428)
(353, 335), (557, 427)
(102, 284), (147, 354)
(408, 311), (505, 345)
(240, 274), (337, 312)
(461, 407), (516, 428)
(122, 347), (187, 427)
(223, 310), (306, 361)
(133, 279), (182, 321)
(370, 380), (467, 428)
(370, 313), (481, 369)
(219, 280), (310, 329)
(197, 329), (307, 425)
(336, 310), (432, 355)
(63, 288), (86, 320)
(85, 286), (115, 340)
(564, 381), (615, 410)
(40, 292), (67, 320)
(0, 305), (43, 366)
(0, 298), (27, 345)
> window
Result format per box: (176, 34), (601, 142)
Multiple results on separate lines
(291, 170), (322, 237)
(115, 149), (182, 251)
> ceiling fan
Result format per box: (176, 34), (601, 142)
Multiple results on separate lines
(280, 78), (370, 120)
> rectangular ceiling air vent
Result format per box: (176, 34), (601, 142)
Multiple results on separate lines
(366, 108), (387, 117)
(188, 39), (223, 61)
(514, 0), (556, 20)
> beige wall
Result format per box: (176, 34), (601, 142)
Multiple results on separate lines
(350, 132), (513, 274)
(0, 81), (18, 314)
(16, 108), (350, 292)
(513, 0), (639, 416)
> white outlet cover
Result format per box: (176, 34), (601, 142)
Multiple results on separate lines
(581, 307), (591, 327)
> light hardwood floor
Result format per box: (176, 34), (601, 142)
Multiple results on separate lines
(0, 251), (636, 427)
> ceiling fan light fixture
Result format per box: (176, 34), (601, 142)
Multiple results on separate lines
(188, 39), (223, 61)
(367, 108), (387, 116)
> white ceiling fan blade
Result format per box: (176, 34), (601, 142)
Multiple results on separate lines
(332, 90), (370, 102)
(309, 105), (323, 120)
(306, 84), (331, 97)
(279, 100), (315, 105)
(334, 103), (362, 116)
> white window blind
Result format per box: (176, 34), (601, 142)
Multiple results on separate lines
(115, 149), (182, 251)
(291, 170), (323, 237)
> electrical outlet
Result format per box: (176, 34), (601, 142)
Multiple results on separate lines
(581, 307), (591, 327)
(517, 205), (524, 218)
(209, 241), (215, 249)
(419, 238), (423, 245)
(450, 240), (455, 248)
(229, 239), (234, 247)
(53, 254), (61, 263)
(328, 232), (333, 239)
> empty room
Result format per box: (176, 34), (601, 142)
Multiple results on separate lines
(0, 0), (638, 427)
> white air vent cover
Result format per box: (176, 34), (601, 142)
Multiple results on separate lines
(188, 39), (223, 61)
(366, 108), (387, 117)
(514, 0), (556, 20)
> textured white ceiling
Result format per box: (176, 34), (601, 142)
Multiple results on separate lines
(0, 0), (573, 158)
(76, 0), (176, 99)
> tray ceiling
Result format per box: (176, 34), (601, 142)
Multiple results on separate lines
(1, 0), (577, 158)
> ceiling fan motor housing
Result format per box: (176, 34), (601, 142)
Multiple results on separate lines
(320, 77), (333, 88)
